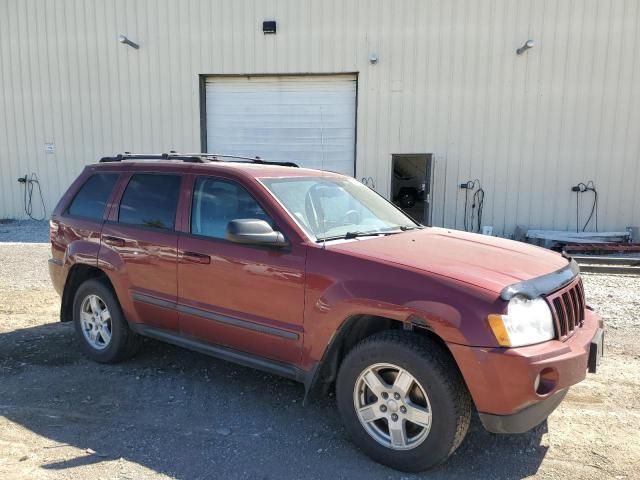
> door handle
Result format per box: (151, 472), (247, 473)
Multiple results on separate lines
(103, 235), (125, 247)
(180, 251), (211, 264)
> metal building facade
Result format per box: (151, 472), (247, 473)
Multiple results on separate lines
(1, 0), (639, 236)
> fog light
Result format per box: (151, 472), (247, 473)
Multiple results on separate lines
(535, 367), (558, 396)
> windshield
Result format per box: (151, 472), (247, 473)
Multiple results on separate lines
(260, 176), (420, 241)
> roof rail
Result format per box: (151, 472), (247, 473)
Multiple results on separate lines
(182, 153), (299, 168)
(99, 152), (206, 163)
(99, 152), (299, 167)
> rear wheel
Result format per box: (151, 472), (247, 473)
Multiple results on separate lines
(336, 331), (471, 472)
(73, 279), (140, 363)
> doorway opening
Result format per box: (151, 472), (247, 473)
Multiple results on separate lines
(391, 154), (433, 225)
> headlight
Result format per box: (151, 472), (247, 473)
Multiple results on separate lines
(488, 296), (555, 347)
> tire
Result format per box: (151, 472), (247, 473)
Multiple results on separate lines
(72, 278), (141, 363)
(336, 330), (472, 472)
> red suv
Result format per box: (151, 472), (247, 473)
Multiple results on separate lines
(49, 153), (604, 472)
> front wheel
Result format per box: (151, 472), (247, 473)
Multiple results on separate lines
(336, 331), (472, 472)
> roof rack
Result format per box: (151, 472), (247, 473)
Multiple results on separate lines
(99, 153), (205, 163)
(182, 153), (299, 168)
(99, 152), (299, 167)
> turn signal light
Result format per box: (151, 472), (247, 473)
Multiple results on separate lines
(488, 314), (511, 347)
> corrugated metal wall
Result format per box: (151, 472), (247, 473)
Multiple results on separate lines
(1, 0), (639, 236)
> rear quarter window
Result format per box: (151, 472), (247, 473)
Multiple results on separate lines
(67, 173), (119, 220)
(118, 174), (181, 230)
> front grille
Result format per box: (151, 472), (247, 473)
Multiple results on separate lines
(545, 277), (585, 340)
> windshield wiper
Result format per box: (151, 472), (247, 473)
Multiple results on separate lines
(344, 231), (386, 240)
(317, 231), (387, 242)
(317, 226), (422, 243)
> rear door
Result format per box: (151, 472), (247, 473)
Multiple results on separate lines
(100, 172), (184, 331)
(176, 175), (305, 364)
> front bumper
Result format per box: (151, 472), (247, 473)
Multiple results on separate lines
(448, 309), (604, 433)
(479, 388), (568, 434)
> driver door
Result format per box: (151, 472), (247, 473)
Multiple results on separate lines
(176, 175), (306, 364)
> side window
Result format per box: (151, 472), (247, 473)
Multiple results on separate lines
(67, 173), (119, 220)
(191, 177), (273, 239)
(118, 174), (181, 230)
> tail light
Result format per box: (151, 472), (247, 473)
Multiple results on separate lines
(49, 219), (59, 243)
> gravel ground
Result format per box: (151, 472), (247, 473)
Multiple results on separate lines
(0, 232), (639, 479)
(0, 220), (49, 244)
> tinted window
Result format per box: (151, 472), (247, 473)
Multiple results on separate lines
(118, 174), (181, 229)
(191, 177), (273, 239)
(67, 173), (119, 220)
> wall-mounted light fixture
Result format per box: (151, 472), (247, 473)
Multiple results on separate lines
(263, 21), (276, 34)
(369, 52), (379, 64)
(118, 34), (139, 49)
(516, 39), (535, 55)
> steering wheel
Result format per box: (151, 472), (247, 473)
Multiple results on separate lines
(305, 183), (358, 235)
(340, 209), (361, 225)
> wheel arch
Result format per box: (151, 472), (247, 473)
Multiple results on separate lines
(60, 264), (114, 322)
(304, 314), (458, 403)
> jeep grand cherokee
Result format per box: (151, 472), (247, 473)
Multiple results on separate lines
(48, 153), (604, 472)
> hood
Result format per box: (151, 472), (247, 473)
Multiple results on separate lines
(328, 227), (568, 294)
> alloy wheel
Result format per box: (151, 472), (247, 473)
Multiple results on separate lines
(353, 362), (432, 450)
(80, 294), (112, 350)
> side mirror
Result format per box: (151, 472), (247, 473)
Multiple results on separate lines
(226, 219), (288, 248)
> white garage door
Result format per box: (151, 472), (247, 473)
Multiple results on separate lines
(205, 75), (357, 176)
